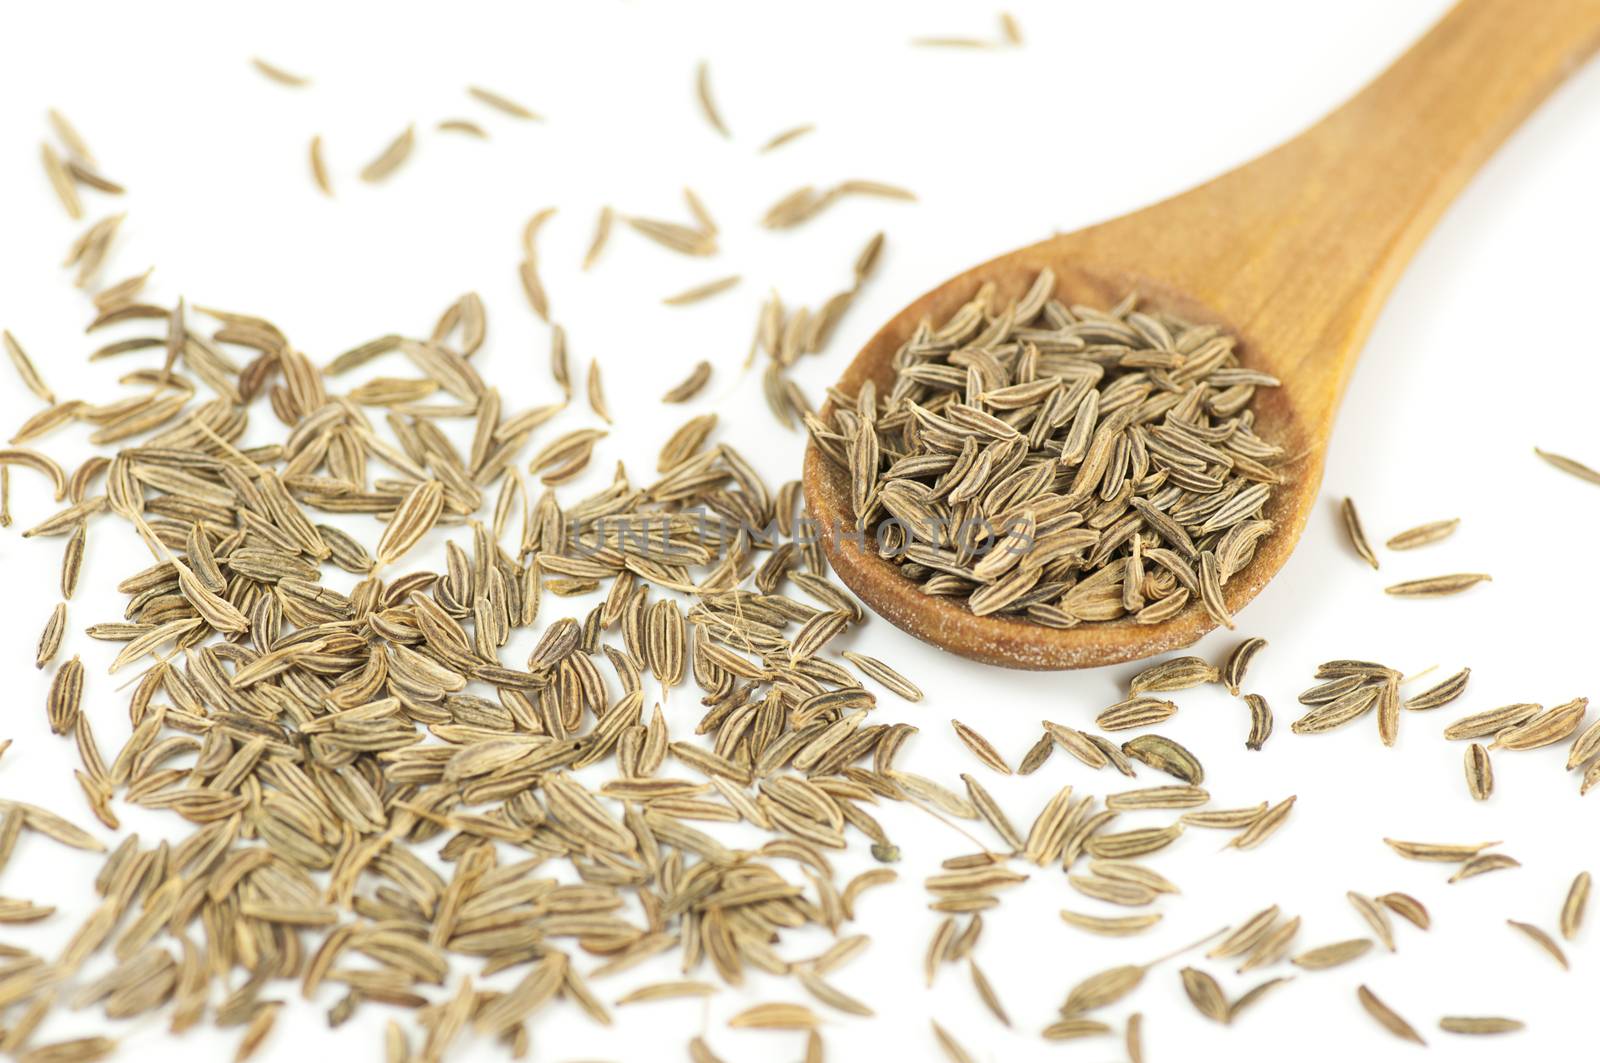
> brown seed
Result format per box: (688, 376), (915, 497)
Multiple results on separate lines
(664, 276), (741, 307)
(1097, 697), (1178, 731)
(1357, 985), (1425, 1045)
(360, 126), (415, 182)
(1444, 703), (1540, 741)
(1561, 871), (1590, 941)
(1449, 853), (1521, 883)
(467, 86), (541, 120)
(930, 1021), (975, 1063)
(1340, 498), (1379, 569)
(1438, 1016), (1524, 1035)
(1017, 732), (1054, 775)
(1491, 697), (1587, 750)
(587, 361), (611, 424)
(1385, 838), (1501, 862)
(309, 136), (332, 196)
(1227, 795), (1295, 850)
(48, 655), (84, 735)
(1181, 804), (1268, 829)
(1348, 892), (1395, 951)
(251, 57), (309, 86)
(1228, 976), (1293, 1022)
(760, 124), (816, 153)
(36, 603), (66, 669)
(661, 361), (713, 404)
(1386, 518), (1460, 550)
(1292, 938), (1374, 969)
(1535, 446), (1600, 485)
(1129, 655), (1219, 694)
(967, 960), (1009, 1027)
(1464, 743), (1493, 800)
(1378, 893), (1431, 930)
(437, 118), (488, 138)
(1243, 694), (1274, 750)
(1208, 907), (1280, 959)
(1404, 667), (1470, 710)
(1059, 910), (1163, 936)
(694, 61), (730, 137)
(42, 143), (82, 219)
(1120, 734), (1203, 784)
(3, 331), (54, 405)
(1222, 636), (1266, 695)
(1179, 967), (1229, 1024)
(1385, 573), (1491, 597)
(1506, 920), (1568, 969)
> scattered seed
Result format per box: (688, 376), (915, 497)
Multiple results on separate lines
(251, 57), (309, 86)
(1357, 985), (1425, 1045)
(1386, 518), (1459, 550)
(360, 126), (415, 182)
(1385, 573), (1491, 598)
(1341, 498), (1378, 569)
(467, 86), (540, 120)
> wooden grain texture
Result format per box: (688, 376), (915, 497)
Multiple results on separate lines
(804, 0), (1600, 669)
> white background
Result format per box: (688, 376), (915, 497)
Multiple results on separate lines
(2, 1), (1599, 1060)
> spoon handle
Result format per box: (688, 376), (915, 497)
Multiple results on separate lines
(1074, 0), (1600, 434)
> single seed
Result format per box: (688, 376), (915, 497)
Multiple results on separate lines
(1561, 871), (1590, 940)
(1386, 518), (1459, 550)
(1377, 893), (1430, 930)
(1464, 744), (1493, 800)
(1404, 667), (1469, 710)
(1340, 498), (1379, 569)
(1449, 853), (1520, 883)
(1506, 920), (1567, 969)
(1535, 446), (1600, 485)
(1357, 985), (1425, 1045)
(1439, 1016), (1524, 1035)
(1385, 573), (1491, 597)
(1222, 636), (1266, 695)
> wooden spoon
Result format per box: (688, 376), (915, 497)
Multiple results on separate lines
(803, 0), (1600, 670)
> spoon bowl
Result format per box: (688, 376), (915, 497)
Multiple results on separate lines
(803, 0), (1600, 669)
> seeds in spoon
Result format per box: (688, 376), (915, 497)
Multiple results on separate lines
(810, 277), (1283, 631)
